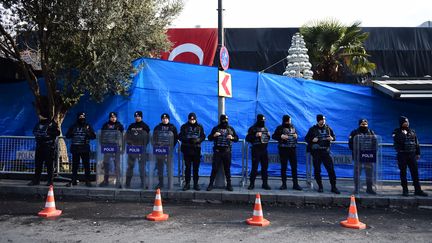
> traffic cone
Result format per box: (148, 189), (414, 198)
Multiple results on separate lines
(38, 185), (62, 218)
(146, 189), (169, 221)
(340, 195), (366, 229)
(246, 193), (270, 226)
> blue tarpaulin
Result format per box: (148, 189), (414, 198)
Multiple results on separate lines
(0, 58), (431, 179)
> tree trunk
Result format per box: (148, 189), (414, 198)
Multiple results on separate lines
(54, 108), (70, 173)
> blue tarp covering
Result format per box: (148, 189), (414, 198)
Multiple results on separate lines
(1, 58), (431, 179)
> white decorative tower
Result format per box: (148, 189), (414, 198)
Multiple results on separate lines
(283, 32), (313, 79)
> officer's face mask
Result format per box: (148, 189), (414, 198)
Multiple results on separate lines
(221, 119), (228, 127)
(257, 120), (265, 127)
(78, 117), (86, 124)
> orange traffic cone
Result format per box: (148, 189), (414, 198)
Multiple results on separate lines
(246, 193), (270, 226)
(146, 189), (169, 221)
(340, 195), (366, 229)
(38, 185), (62, 218)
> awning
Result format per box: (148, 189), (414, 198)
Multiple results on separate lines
(372, 80), (432, 99)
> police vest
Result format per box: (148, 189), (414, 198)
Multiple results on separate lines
(185, 126), (201, 140)
(215, 127), (233, 148)
(155, 126), (173, 147)
(72, 127), (89, 146)
(101, 124), (122, 145)
(402, 132), (417, 153)
(252, 127), (270, 145)
(34, 123), (55, 145)
(127, 127), (147, 145)
(279, 127), (297, 148)
(315, 127), (330, 149)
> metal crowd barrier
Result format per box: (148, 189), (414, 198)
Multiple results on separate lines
(1, 135), (431, 188)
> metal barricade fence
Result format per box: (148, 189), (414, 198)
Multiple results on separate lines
(0, 136), (37, 174)
(1, 135), (432, 186)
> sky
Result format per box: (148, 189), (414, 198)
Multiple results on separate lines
(171, 0), (432, 28)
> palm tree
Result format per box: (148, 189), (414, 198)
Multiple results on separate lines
(300, 19), (376, 82)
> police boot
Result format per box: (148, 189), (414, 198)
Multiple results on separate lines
(317, 181), (324, 193)
(262, 180), (271, 190)
(125, 176), (132, 188)
(99, 176), (109, 187)
(248, 181), (255, 190)
(292, 183), (303, 191)
(156, 177), (164, 189)
(27, 180), (40, 186)
(291, 177), (302, 190)
(331, 184), (340, 194)
(402, 187), (409, 197)
(182, 182), (190, 191)
(279, 182), (287, 190)
(414, 189), (428, 197)
(193, 183), (201, 191)
(366, 185), (376, 195)
(207, 178), (215, 191)
(226, 181), (233, 192)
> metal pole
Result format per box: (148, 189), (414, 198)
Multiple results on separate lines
(215, 0), (226, 188)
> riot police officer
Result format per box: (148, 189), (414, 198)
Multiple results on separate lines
(65, 112), (96, 187)
(100, 112), (124, 188)
(246, 114), (271, 190)
(153, 113), (178, 189)
(305, 114), (340, 194)
(393, 116), (428, 197)
(206, 114), (239, 191)
(349, 118), (377, 195)
(28, 107), (60, 186)
(125, 111), (150, 188)
(272, 115), (302, 191)
(179, 112), (205, 191)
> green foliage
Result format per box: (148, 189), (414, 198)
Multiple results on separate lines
(300, 19), (376, 82)
(0, 0), (183, 123)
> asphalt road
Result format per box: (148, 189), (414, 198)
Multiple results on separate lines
(1, 195), (432, 243)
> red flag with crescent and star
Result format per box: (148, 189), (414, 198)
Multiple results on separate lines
(161, 28), (218, 66)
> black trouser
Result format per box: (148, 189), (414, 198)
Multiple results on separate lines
(184, 152), (201, 185)
(103, 153), (121, 183)
(209, 148), (232, 185)
(311, 149), (336, 187)
(71, 151), (91, 183)
(156, 153), (173, 187)
(126, 153), (146, 184)
(33, 146), (55, 183)
(353, 161), (374, 190)
(397, 152), (422, 191)
(249, 147), (269, 185)
(279, 147), (298, 185)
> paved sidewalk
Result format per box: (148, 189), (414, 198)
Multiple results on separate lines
(1, 179), (431, 208)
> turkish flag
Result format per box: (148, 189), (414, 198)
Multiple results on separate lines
(161, 28), (218, 66)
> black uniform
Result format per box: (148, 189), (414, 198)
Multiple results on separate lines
(29, 118), (60, 185)
(348, 119), (376, 194)
(272, 115), (301, 190)
(100, 112), (124, 187)
(246, 114), (271, 190)
(305, 114), (339, 193)
(207, 115), (239, 191)
(125, 112), (150, 188)
(178, 112), (205, 190)
(153, 113), (178, 189)
(65, 113), (96, 186)
(392, 116), (427, 196)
